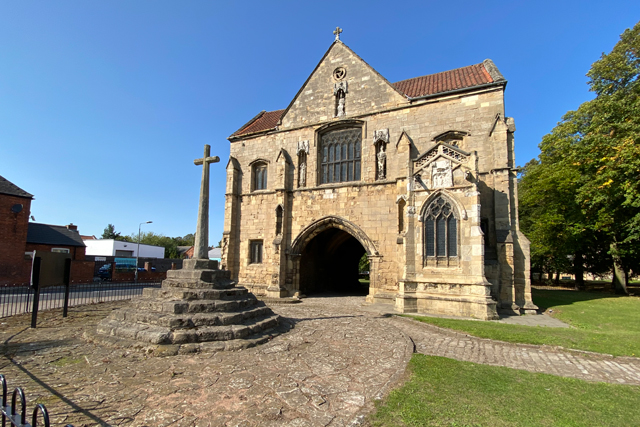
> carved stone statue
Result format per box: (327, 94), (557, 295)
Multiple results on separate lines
(377, 144), (387, 180)
(299, 160), (306, 187)
(297, 140), (309, 155)
(337, 93), (345, 117)
(431, 159), (453, 189)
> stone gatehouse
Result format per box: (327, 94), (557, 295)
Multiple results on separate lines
(221, 32), (537, 320)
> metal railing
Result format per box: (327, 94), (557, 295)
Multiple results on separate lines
(0, 281), (161, 319)
(1, 374), (73, 427)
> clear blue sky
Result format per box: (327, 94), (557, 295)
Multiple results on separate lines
(1, 1), (638, 243)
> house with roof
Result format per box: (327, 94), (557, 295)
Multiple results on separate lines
(221, 31), (537, 319)
(0, 175), (33, 285)
(26, 222), (96, 283)
(25, 223), (87, 260)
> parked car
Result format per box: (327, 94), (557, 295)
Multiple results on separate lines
(137, 267), (156, 272)
(97, 264), (111, 280)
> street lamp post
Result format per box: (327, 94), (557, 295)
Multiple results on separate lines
(135, 221), (152, 284)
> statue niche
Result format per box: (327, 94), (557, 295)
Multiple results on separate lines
(373, 129), (390, 180)
(334, 81), (348, 118)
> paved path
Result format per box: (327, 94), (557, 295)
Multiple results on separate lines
(329, 297), (640, 386)
(387, 316), (640, 385)
(0, 295), (639, 427)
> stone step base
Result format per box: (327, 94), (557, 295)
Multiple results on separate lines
(130, 295), (259, 315)
(143, 286), (249, 301)
(85, 318), (293, 356)
(161, 278), (237, 290)
(107, 304), (273, 328)
(97, 312), (280, 345)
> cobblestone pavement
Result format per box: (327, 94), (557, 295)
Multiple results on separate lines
(386, 316), (640, 385)
(0, 297), (412, 427)
(1, 296), (639, 427)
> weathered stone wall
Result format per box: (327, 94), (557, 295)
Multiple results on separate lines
(281, 42), (406, 129)
(223, 42), (533, 319)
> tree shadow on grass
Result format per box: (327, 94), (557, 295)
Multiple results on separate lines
(532, 287), (628, 312)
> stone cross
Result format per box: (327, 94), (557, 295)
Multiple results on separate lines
(333, 27), (342, 41)
(193, 144), (220, 260)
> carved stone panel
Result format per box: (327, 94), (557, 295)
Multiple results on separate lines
(431, 159), (453, 189)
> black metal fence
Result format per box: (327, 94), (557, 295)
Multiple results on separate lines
(1, 374), (74, 427)
(0, 281), (161, 319)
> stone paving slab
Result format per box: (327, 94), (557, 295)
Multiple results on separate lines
(0, 298), (413, 427)
(1, 295), (640, 427)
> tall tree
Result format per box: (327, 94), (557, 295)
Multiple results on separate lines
(520, 21), (640, 294)
(578, 21), (640, 293)
(101, 224), (121, 240)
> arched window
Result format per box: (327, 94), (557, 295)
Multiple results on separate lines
(252, 162), (268, 191)
(275, 205), (283, 235)
(423, 196), (458, 262)
(398, 198), (406, 233)
(433, 130), (468, 148)
(319, 127), (361, 184)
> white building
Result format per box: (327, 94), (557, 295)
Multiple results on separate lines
(83, 239), (165, 258)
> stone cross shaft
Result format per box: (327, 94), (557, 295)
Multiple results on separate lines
(193, 144), (220, 260)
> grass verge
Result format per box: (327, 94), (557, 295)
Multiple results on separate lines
(407, 288), (640, 357)
(368, 354), (640, 427)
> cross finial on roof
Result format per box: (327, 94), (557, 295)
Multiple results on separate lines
(333, 27), (342, 41)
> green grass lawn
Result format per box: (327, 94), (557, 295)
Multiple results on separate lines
(407, 288), (640, 356)
(368, 355), (640, 427)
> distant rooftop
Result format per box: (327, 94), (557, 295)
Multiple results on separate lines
(27, 223), (86, 247)
(0, 175), (33, 198)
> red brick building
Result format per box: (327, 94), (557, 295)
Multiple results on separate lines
(0, 175), (33, 285)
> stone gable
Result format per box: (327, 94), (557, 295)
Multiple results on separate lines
(280, 42), (407, 129)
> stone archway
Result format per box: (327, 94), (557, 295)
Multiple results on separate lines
(288, 216), (380, 296)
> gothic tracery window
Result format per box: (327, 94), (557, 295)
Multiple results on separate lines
(423, 196), (458, 262)
(320, 127), (361, 184)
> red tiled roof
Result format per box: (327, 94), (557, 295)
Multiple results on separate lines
(231, 109), (285, 137)
(392, 63), (494, 98)
(230, 62), (502, 139)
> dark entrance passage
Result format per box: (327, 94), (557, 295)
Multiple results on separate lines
(299, 227), (368, 295)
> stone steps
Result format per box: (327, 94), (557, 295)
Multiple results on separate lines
(130, 295), (259, 315)
(160, 278), (237, 290)
(143, 287), (249, 301)
(96, 311), (280, 345)
(94, 263), (286, 353)
(108, 304), (273, 328)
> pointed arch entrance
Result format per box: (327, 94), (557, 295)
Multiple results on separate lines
(289, 216), (380, 296)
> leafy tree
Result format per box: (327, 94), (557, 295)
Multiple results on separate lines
(520, 21), (640, 294)
(578, 21), (640, 293)
(132, 232), (180, 259)
(101, 224), (120, 240)
(101, 224), (133, 241)
(174, 233), (195, 246)
(358, 253), (369, 273)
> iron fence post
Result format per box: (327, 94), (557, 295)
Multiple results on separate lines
(62, 258), (71, 318)
(30, 257), (41, 329)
